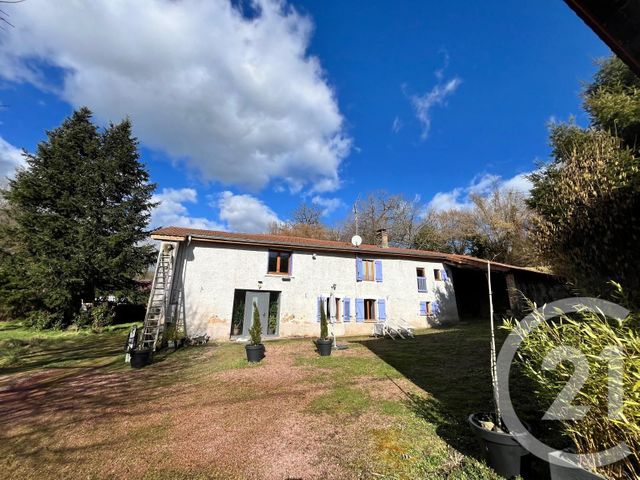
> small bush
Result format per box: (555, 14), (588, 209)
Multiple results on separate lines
(90, 303), (115, 331)
(72, 309), (92, 328)
(249, 303), (262, 346)
(23, 310), (65, 330)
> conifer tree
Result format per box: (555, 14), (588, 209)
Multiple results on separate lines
(0, 108), (156, 327)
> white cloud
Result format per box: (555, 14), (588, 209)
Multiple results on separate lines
(392, 116), (402, 133)
(502, 173), (533, 194)
(426, 172), (533, 212)
(311, 195), (344, 216)
(410, 77), (461, 140)
(0, 136), (25, 186)
(427, 188), (471, 212)
(151, 188), (223, 230)
(217, 191), (280, 233)
(0, 0), (350, 193)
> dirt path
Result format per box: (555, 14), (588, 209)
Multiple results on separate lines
(0, 340), (407, 479)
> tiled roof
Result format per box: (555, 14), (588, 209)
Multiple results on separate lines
(151, 226), (547, 275)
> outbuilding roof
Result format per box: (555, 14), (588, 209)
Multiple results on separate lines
(151, 226), (549, 275)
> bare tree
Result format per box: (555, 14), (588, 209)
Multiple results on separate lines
(413, 188), (538, 266)
(269, 202), (339, 240)
(0, 0), (24, 31)
(339, 191), (421, 247)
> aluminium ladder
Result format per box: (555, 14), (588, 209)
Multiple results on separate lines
(140, 246), (174, 352)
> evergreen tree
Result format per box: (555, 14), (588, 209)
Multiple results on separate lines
(249, 303), (262, 346)
(0, 108), (156, 327)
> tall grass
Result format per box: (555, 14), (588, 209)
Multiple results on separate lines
(505, 289), (639, 478)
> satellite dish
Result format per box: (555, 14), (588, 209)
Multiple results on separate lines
(351, 235), (362, 247)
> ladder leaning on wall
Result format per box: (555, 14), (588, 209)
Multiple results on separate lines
(139, 244), (175, 352)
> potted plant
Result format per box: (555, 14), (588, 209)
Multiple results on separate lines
(468, 261), (530, 478)
(505, 282), (638, 480)
(231, 296), (244, 336)
(315, 300), (332, 356)
(130, 348), (152, 368)
(245, 303), (265, 363)
(548, 451), (607, 480)
(232, 322), (242, 336)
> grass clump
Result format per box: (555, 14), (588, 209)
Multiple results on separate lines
(308, 385), (371, 415)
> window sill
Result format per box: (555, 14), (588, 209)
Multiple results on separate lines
(265, 273), (294, 278)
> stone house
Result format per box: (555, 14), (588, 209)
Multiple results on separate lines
(148, 226), (564, 341)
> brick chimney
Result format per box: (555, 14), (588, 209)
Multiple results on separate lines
(376, 228), (389, 248)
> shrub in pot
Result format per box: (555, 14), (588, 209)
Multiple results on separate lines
(315, 300), (332, 356)
(468, 262), (530, 479)
(245, 303), (265, 363)
(505, 283), (639, 480)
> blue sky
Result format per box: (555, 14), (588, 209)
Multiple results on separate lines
(0, 0), (609, 232)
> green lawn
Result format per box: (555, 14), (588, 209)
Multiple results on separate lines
(0, 320), (544, 479)
(0, 320), (140, 372)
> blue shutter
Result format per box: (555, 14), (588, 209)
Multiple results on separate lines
(356, 257), (363, 281)
(441, 268), (448, 281)
(375, 260), (383, 282)
(317, 297), (322, 322)
(378, 299), (386, 320)
(289, 253), (293, 275)
(355, 298), (364, 322)
(432, 301), (440, 315)
(343, 298), (350, 322)
(419, 301), (427, 316)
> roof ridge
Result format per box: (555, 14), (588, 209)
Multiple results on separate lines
(151, 225), (549, 275)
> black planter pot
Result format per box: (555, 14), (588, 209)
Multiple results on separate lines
(548, 451), (607, 480)
(468, 413), (530, 479)
(130, 349), (151, 369)
(316, 338), (333, 356)
(245, 343), (265, 363)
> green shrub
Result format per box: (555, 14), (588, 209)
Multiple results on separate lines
(72, 309), (92, 328)
(164, 322), (178, 342)
(320, 300), (328, 340)
(505, 290), (639, 478)
(249, 303), (262, 346)
(90, 303), (115, 331)
(23, 310), (65, 330)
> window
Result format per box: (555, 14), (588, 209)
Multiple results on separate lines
(364, 299), (376, 320)
(268, 251), (291, 275)
(416, 267), (427, 292)
(434, 269), (442, 281)
(419, 301), (432, 316)
(363, 259), (375, 281)
(325, 297), (341, 321)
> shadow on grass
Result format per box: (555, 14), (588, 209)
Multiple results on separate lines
(0, 328), (215, 468)
(355, 321), (551, 479)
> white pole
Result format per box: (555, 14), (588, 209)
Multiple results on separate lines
(487, 261), (502, 425)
